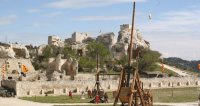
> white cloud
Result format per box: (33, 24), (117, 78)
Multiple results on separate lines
(140, 9), (200, 60)
(46, 0), (146, 9)
(0, 15), (17, 26)
(44, 11), (63, 17)
(27, 9), (40, 13)
(74, 16), (129, 21)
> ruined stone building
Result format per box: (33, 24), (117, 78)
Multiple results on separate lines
(71, 43), (88, 56)
(0, 24), (153, 97)
(63, 25), (150, 60)
(71, 32), (90, 43)
(48, 36), (64, 47)
(120, 24), (132, 31)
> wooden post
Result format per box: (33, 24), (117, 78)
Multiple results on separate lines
(127, 0), (136, 87)
(96, 53), (100, 93)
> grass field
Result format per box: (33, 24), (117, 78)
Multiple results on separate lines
(20, 87), (200, 104)
(153, 87), (200, 103)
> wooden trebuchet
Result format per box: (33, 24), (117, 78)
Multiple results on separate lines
(113, 1), (153, 106)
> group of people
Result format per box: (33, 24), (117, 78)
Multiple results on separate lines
(88, 89), (109, 104)
(93, 93), (109, 104)
(68, 89), (109, 103)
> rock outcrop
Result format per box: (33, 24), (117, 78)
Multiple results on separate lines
(37, 44), (48, 56)
(96, 32), (116, 51)
(111, 42), (129, 59)
(0, 46), (15, 58)
(46, 54), (78, 81)
(12, 44), (30, 58)
(0, 43), (30, 58)
(111, 24), (150, 59)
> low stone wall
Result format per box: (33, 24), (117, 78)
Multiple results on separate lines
(141, 77), (199, 89)
(2, 77), (200, 97)
(14, 79), (118, 97)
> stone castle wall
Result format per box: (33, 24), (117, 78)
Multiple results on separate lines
(2, 76), (200, 97)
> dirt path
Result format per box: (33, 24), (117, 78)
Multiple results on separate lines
(0, 97), (50, 106)
(154, 102), (198, 106)
(0, 97), (198, 106)
(157, 63), (190, 77)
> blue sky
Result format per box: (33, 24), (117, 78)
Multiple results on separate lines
(0, 0), (200, 60)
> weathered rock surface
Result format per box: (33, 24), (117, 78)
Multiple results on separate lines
(111, 26), (150, 59)
(0, 43), (30, 58)
(12, 44), (30, 58)
(0, 46), (15, 58)
(47, 54), (78, 81)
(96, 32), (116, 50)
(37, 44), (47, 56)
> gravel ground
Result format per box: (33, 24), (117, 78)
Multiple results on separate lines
(0, 97), (49, 106)
(0, 97), (198, 106)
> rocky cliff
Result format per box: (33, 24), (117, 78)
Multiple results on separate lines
(112, 25), (150, 59)
(0, 43), (30, 59)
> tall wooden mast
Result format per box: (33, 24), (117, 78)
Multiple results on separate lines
(127, 0), (136, 87)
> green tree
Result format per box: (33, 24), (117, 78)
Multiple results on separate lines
(42, 45), (61, 59)
(138, 49), (161, 71)
(42, 45), (52, 59)
(86, 41), (111, 67)
(115, 55), (129, 66)
(62, 46), (76, 58)
(79, 57), (96, 70)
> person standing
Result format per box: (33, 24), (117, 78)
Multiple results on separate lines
(69, 90), (73, 99)
(104, 92), (108, 103)
(198, 93), (200, 106)
(88, 89), (92, 98)
(95, 94), (100, 104)
(80, 91), (85, 99)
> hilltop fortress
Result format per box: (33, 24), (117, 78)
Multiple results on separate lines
(0, 24), (151, 97)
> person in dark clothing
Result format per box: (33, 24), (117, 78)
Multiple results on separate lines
(88, 89), (92, 98)
(69, 90), (73, 99)
(104, 92), (108, 103)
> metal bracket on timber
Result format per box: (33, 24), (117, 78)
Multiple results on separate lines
(113, 1), (153, 106)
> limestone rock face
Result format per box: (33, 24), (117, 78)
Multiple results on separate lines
(46, 54), (78, 81)
(0, 43), (30, 58)
(0, 46), (15, 58)
(61, 57), (72, 75)
(96, 32), (116, 50)
(118, 29), (149, 48)
(37, 44), (47, 56)
(117, 30), (134, 44)
(111, 26), (150, 59)
(12, 44), (30, 58)
(61, 58), (78, 76)
(70, 59), (78, 75)
(111, 43), (128, 60)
